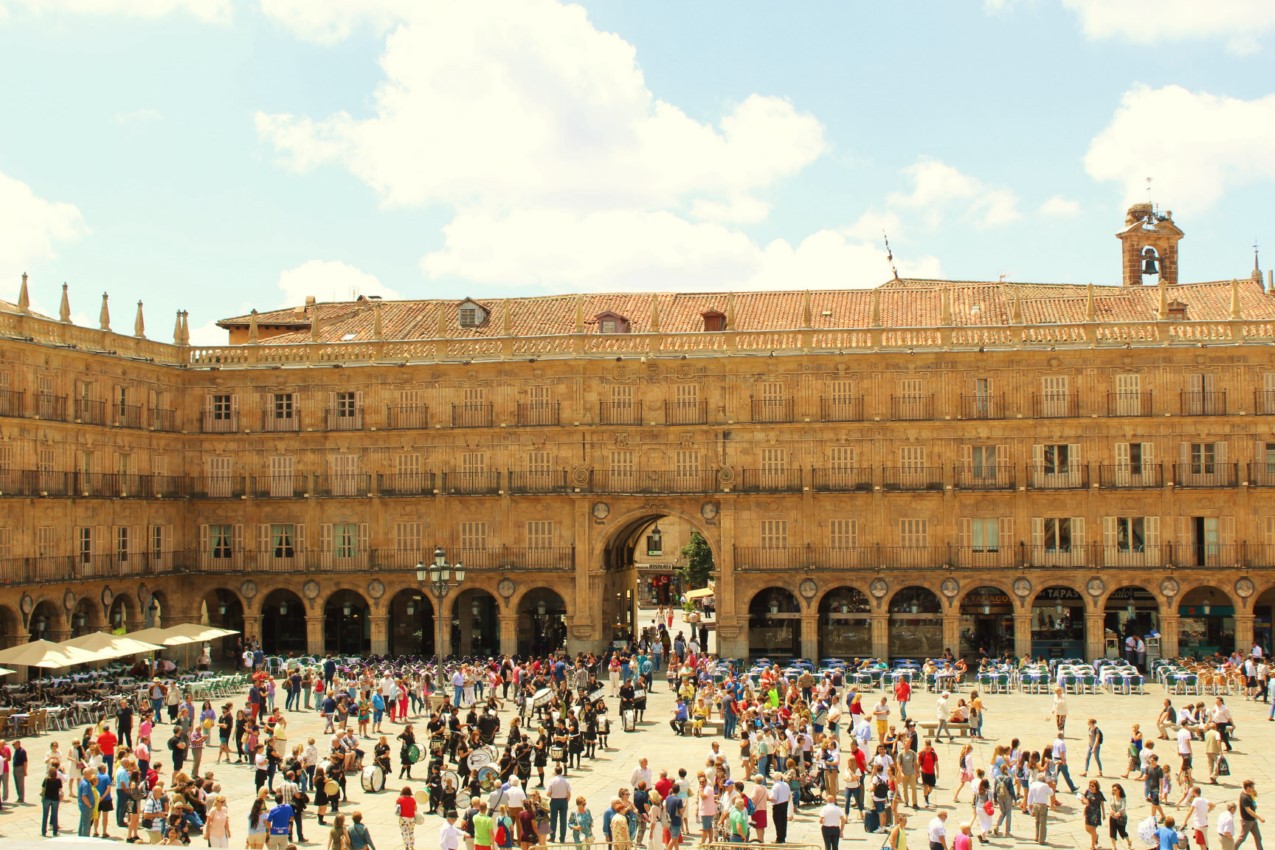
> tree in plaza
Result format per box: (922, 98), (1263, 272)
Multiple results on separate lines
(678, 531), (713, 592)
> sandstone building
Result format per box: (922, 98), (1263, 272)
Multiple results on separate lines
(2, 206), (1274, 663)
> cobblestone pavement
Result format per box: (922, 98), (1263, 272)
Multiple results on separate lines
(2, 676), (1273, 848)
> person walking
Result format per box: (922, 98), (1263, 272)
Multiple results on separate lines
(41, 766), (62, 837)
(395, 785), (417, 850)
(1027, 773), (1053, 844)
(1237, 780), (1265, 849)
(547, 767), (570, 843)
(817, 793), (844, 850)
(1083, 718), (1104, 777)
(1052, 687), (1069, 735)
(928, 810), (949, 850)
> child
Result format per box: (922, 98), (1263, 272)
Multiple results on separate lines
(567, 796), (593, 845)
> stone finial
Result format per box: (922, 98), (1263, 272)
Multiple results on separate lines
(1158, 279), (1169, 319)
(1085, 283), (1095, 321)
(17, 273), (29, 314)
(1011, 289), (1023, 324)
(870, 289), (881, 327)
(574, 294), (584, 334)
(247, 309), (260, 343)
(134, 300), (145, 339)
(173, 310), (183, 342)
(725, 292), (736, 330)
(435, 302), (447, 337)
(501, 300), (512, 336)
(802, 290), (813, 328)
(939, 287), (952, 326)
(650, 294), (661, 333)
(179, 310), (190, 345)
(372, 302), (383, 340)
(59, 283), (71, 323)
(1232, 278), (1243, 319)
(99, 292), (111, 331)
(310, 305), (322, 341)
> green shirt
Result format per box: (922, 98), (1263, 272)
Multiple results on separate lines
(728, 809), (749, 839)
(473, 813), (494, 846)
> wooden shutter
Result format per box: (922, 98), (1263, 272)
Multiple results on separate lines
(1071, 517), (1086, 565)
(1102, 517), (1117, 552)
(1031, 517), (1044, 552)
(296, 524), (306, 557)
(259, 524), (270, 556)
(233, 525), (243, 559)
(1115, 442), (1130, 468)
(358, 522), (369, 552)
(1032, 444), (1043, 467)
(959, 444), (971, 469)
(959, 518), (971, 554)
(1142, 442), (1154, 470)
(999, 517), (1013, 551)
(1220, 516), (1235, 547)
(1216, 441), (1228, 466)
(198, 524), (209, 565)
(1179, 442), (1190, 468)
(320, 524), (332, 552)
(996, 444), (1008, 468)
(1145, 517), (1160, 557)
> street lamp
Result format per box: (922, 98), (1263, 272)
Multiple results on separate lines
(415, 546), (465, 686)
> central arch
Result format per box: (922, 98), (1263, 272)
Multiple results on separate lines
(888, 586), (942, 660)
(517, 588), (567, 657)
(748, 587), (801, 659)
(598, 508), (716, 646)
(817, 586), (871, 660)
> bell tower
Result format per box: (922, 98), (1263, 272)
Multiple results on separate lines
(1117, 203), (1184, 286)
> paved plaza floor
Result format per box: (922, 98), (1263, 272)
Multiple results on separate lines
(2, 674), (1274, 848)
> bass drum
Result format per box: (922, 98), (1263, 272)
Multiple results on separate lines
(622, 710), (636, 732)
(475, 765), (500, 792)
(456, 789), (472, 811)
(360, 765), (385, 793)
(469, 746), (496, 769)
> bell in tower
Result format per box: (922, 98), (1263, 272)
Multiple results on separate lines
(1142, 247), (1160, 276)
(1117, 206), (1184, 286)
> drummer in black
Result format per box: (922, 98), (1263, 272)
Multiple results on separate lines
(550, 721), (570, 778)
(373, 735), (391, 776)
(566, 717), (584, 770)
(397, 724), (417, 779)
(529, 732), (547, 787)
(633, 682), (648, 723)
(477, 709), (500, 746)
(618, 680), (636, 719)
(455, 731), (473, 783)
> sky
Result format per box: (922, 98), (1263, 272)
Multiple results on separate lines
(1, 0), (1274, 344)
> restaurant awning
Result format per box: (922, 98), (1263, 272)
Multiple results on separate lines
(127, 624), (238, 647)
(59, 632), (164, 661)
(685, 587), (716, 601)
(0, 639), (101, 669)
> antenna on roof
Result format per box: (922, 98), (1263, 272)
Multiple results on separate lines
(883, 232), (899, 280)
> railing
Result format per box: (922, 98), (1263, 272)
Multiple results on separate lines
(507, 470), (569, 494)
(114, 404), (143, 428)
(589, 469), (717, 494)
(325, 407), (364, 431)
(249, 475), (310, 499)
(1032, 393), (1079, 418)
(1026, 544), (1090, 568)
(735, 545), (952, 571)
(201, 411), (239, 433)
(190, 475), (247, 498)
(751, 397), (794, 423)
(1181, 390), (1227, 416)
(1249, 463), (1275, 487)
(881, 466), (945, 491)
(0, 389), (24, 418)
(442, 471), (501, 495)
(960, 393), (1005, 420)
(0, 551), (180, 583)
(1256, 390), (1275, 416)
(452, 403), (493, 428)
(809, 467), (873, 492)
(1098, 464), (1164, 488)
(1173, 463), (1239, 488)
(819, 396), (866, 422)
(261, 412), (300, 432)
(516, 402), (560, 427)
(376, 473), (436, 496)
(1096, 544), (1166, 569)
(810, 547), (878, 569)
(313, 473), (372, 497)
(145, 475), (190, 498)
(386, 404), (429, 430)
(1174, 542), (1243, 569)
(149, 407), (177, 432)
(598, 401), (641, 425)
(737, 468), (802, 492)
(36, 394), (67, 422)
(890, 395), (934, 420)
(665, 400), (707, 425)
(1026, 465), (1089, 489)
(734, 547), (804, 570)
(72, 398), (106, 425)
(310, 551), (372, 572)
(953, 465), (1015, 490)
(1106, 391), (1153, 417)
(951, 546), (1021, 569)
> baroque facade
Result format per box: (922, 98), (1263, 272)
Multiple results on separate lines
(3, 206), (1275, 663)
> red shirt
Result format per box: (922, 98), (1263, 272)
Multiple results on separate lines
(98, 730), (117, 757)
(396, 795), (416, 818)
(895, 681), (911, 702)
(919, 750), (939, 775)
(654, 777), (673, 800)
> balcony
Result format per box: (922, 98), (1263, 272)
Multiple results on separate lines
(36, 394), (67, 422)
(0, 470), (39, 497)
(429, 546), (576, 571)
(951, 546), (1021, 569)
(73, 398), (107, 425)
(196, 552), (250, 572)
(736, 545), (952, 571)
(386, 404), (429, 430)
(442, 471), (501, 495)
(890, 395), (935, 421)
(149, 407), (177, 432)
(71, 472), (116, 498)
(507, 470), (569, 494)
(810, 467), (873, 492)
(1249, 463), (1275, 487)
(312, 551), (372, 572)
(1173, 463), (1239, 488)
(144, 474), (190, 498)
(191, 475), (247, 498)
(516, 402), (560, 427)
(881, 466), (945, 492)
(1181, 390), (1227, 416)
(249, 475), (310, 499)
(953, 465), (1015, 490)
(1098, 464), (1164, 489)
(1174, 542), (1243, 569)
(114, 404), (143, 429)
(325, 407), (364, 431)
(810, 547), (877, 569)
(1107, 391), (1153, 417)
(1096, 544), (1165, 569)
(1256, 390), (1275, 416)
(1027, 544), (1090, 569)
(599, 401), (642, 426)
(734, 546), (806, 571)
(376, 472), (436, 497)
(1026, 465), (1088, 489)
(201, 411), (239, 433)
(1032, 393), (1079, 418)
(960, 394), (1005, 420)
(665, 400), (708, 425)
(589, 469), (717, 495)
(0, 389), (25, 418)
(737, 468), (802, 492)
(32, 471), (72, 497)
(819, 396), (866, 422)
(313, 473), (372, 497)
(452, 402), (493, 428)
(751, 397), (795, 424)
(261, 412), (300, 433)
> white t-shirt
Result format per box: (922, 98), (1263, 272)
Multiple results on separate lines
(819, 802), (842, 827)
(505, 786), (526, 807)
(1192, 796), (1210, 828)
(1052, 738), (1067, 760)
(1177, 727), (1193, 756)
(928, 817), (947, 843)
(1218, 810), (1235, 837)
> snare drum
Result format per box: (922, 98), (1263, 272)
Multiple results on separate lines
(429, 738), (446, 756)
(549, 745), (566, 761)
(598, 716), (610, 734)
(456, 789), (471, 810)
(469, 746), (495, 769)
(633, 688), (647, 702)
(360, 765), (385, 793)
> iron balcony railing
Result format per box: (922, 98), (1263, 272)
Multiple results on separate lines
(325, 407), (364, 431)
(452, 403), (493, 428)
(1106, 391), (1153, 417)
(36, 394), (67, 422)
(190, 475), (247, 498)
(149, 407), (177, 432)
(890, 395), (935, 421)
(201, 411), (239, 433)
(261, 411), (300, 432)
(386, 404), (429, 430)
(114, 404), (143, 429)
(809, 467), (873, 492)
(751, 397), (795, 424)
(737, 468), (803, 492)
(589, 469), (717, 495)
(507, 470), (570, 494)
(1032, 393), (1079, 419)
(442, 471), (502, 495)
(960, 393), (1005, 420)
(1098, 464), (1164, 488)
(952, 465), (1015, 490)
(598, 401), (642, 426)
(249, 475), (310, 499)
(515, 402), (560, 427)
(312, 474), (373, 497)
(1181, 390), (1227, 416)
(74, 398), (107, 425)
(0, 389), (25, 418)
(819, 396), (866, 422)
(1026, 465), (1089, 489)
(881, 466), (945, 492)
(665, 400), (708, 425)
(1173, 463), (1239, 488)
(376, 473), (437, 497)
(1256, 390), (1275, 416)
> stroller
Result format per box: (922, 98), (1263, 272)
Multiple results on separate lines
(797, 763), (825, 807)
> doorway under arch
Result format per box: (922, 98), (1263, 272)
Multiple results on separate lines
(1179, 586), (1235, 658)
(261, 589), (307, 655)
(748, 588), (801, 660)
(69, 598), (100, 637)
(888, 587), (942, 660)
(518, 588), (567, 657)
(29, 600), (60, 642)
(1104, 586), (1159, 667)
(388, 590), (434, 657)
(818, 587), (871, 660)
(108, 596), (135, 632)
(1030, 586), (1085, 660)
(200, 589), (245, 662)
(959, 586), (1014, 660)
(325, 590), (371, 656)
(452, 589), (499, 658)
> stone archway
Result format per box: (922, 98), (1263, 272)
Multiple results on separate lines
(324, 590), (371, 656)
(260, 589), (307, 656)
(452, 589), (499, 658)
(1029, 586), (1085, 660)
(108, 595), (135, 632)
(1103, 585), (1160, 667)
(0, 604), (21, 649)
(517, 588), (567, 657)
(388, 589), (434, 658)
(29, 599), (61, 642)
(817, 586), (871, 660)
(69, 597), (100, 637)
(1255, 585), (1275, 653)
(1179, 585), (1236, 657)
(958, 585), (1014, 660)
(888, 586), (942, 660)
(747, 587), (801, 660)
(200, 588), (245, 661)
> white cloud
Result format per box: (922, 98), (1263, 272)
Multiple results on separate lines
(1062, 0), (1275, 54)
(420, 209), (939, 292)
(888, 159), (1020, 227)
(256, 0), (825, 215)
(0, 0), (231, 24)
(1039, 196), (1081, 217)
(277, 260), (399, 305)
(114, 108), (163, 124)
(0, 171), (88, 278)
(1085, 84), (1275, 210)
(187, 318), (227, 346)
(258, 0), (416, 45)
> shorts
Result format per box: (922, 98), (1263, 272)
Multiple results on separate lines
(1149, 791), (1161, 805)
(922, 773), (937, 787)
(268, 834), (290, 850)
(751, 810), (767, 830)
(1181, 755), (1193, 770)
(98, 798), (114, 813)
(1195, 828), (1207, 846)
(701, 816), (714, 831)
(669, 821), (682, 840)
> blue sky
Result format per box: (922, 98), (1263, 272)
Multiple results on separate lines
(1, 0), (1273, 343)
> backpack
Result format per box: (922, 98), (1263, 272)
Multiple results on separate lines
(494, 822), (509, 847)
(744, 795), (756, 816)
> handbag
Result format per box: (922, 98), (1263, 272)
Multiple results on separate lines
(1218, 755), (1231, 776)
(414, 812), (425, 825)
(983, 800), (995, 816)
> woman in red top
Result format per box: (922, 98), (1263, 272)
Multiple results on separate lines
(395, 786), (417, 850)
(516, 802), (537, 850)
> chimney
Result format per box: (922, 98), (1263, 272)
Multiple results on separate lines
(305, 295), (316, 308)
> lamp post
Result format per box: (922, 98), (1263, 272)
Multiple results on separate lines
(415, 545), (465, 688)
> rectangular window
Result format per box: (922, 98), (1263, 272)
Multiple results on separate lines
(610, 384), (633, 405)
(829, 518), (857, 549)
(675, 384), (698, 406)
(1263, 374), (1275, 414)
(829, 446), (856, 470)
(1190, 442), (1216, 474)
(273, 393), (294, 421)
(829, 380), (855, 404)
(461, 452), (485, 474)
(0, 527), (10, 562)
(271, 524), (296, 558)
(209, 524), (233, 559)
(460, 521), (487, 550)
(527, 451), (551, 476)
(78, 527), (93, 564)
(332, 454), (360, 495)
(609, 450), (634, 484)
(115, 526), (129, 562)
(335, 392), (357, 418)
(760, 447), (787, 474)
(150, 525), (166, 562)
(900, 445), (925, 469)
(459, 306), (478, 327)
(211, 394), (233, 420)
(332, 523), (358, 558)
(970, 518), (999, 552)
(674, 449), (700, 482)
(268, 455), (293, 497)
(900, 519), (928, 549)
(1265, 442), (1275, 475)
(1114, 373), (1141, 416)
(900, 378), (923, 400)
(1042, 443), (1070, 474)
(760, 520), (788, 549)
(529, 385), (551, 408)
(396, 453), (422, 477)
(1115, 517), (1146, 552)
(527, 520), (554, 549)
(1043, 518), (1072, 552)
(37, 526), (57, 558)
(971, 445), (998, 477)
(463, 386), (485, 406)
(395, 521), (421, 555)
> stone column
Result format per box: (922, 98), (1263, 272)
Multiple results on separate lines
(369, 615), (389, 656)
(1159, 614), (1180, 659)
(1084, 613), (1104, 661)
(305, 616), (324, 657)
(942, 609), (961, 656)
(871, 611), (889, 660)
(498, 614), (518, 657)
(1235, 614), (1255, 654)
(242, 614), (263, 649)
(715, 619), (745, 660)
(800, 614), (819, 661)
(1014, 609), (1032, 659)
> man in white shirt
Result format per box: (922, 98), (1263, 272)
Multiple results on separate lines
(927, 810), (948, 850)
(1178, 724), (1195, 784)
(1188, 786), (1215, 849)
(769, 775), (791, 844)
(440, 810), (463, 850)
(547, 767), (571, 843)
(1210, 698), (1234, 752)
(1218, 801), (1237, 850)
(817, 793), (844, 848)
(935, 693), (951, 741)
(1026, 776), (1053, 844)
(504, 777), (526, 820)
(630, 759), (652, 793)
(1053, 732), (1078, 793)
